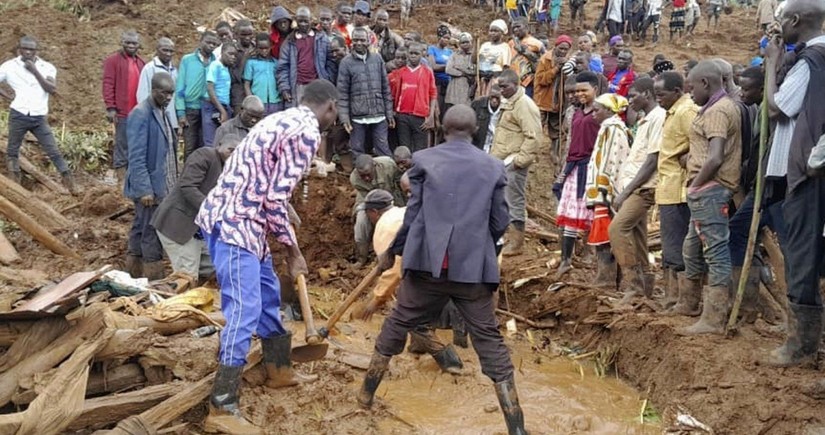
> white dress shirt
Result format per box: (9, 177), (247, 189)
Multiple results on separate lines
(0, 56), (56, 116)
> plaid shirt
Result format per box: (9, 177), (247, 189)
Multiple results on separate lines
(196, 106), (320, 259)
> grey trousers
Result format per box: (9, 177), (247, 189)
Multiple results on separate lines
(156, 231), (215, 279)
(505, 164), (528, 225)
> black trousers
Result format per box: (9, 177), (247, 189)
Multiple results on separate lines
(375, 270), (514, 382)
(783, 177), (825, 307)
(182, 109), (203, 163)
(396, 113), (428, 153)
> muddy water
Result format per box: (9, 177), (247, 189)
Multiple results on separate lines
(319, 311), (660, 435)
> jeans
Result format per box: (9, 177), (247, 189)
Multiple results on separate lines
(350, 120), (391, 158)
(396, 113), (428, 153)
(609, 188), (655, 268)
(683, 184), (733, 287)
(7, 109), (69, 173)
(157, 230), (215, 279)
(375, 271), (514, 382)
(201, 101), (233, 147)
(505, 164), (528, 225)
(659, 203), (690, 271)
(113, 115), (129, 169)
(205, 224), (287, 367)
(182, 109), (203, 163)
(264, 102), (284, 115)
(127, 200), (163, 262)
(782, 177), (825, 307)
(728, 191), (787, 267)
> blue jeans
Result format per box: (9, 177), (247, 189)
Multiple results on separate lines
(350, 120), (391, 158)
(683, 184), (733, 287)
(201, 101), (233, 147)
(7, 109), (69, 173)
(127, 200), (163, 262)
(728, 191), (788, 267)
(205, 224), (287, 367)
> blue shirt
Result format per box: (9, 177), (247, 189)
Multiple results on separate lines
(206, 60), (232, 106)
(175, 49), (215, 117)
(243, 56), (281, 104)
(427, 45), (453, 82)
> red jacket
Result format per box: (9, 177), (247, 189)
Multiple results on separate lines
(102, 51), (145, 118)
(394, 65), (437, 118)
(607, 68), (636, 97)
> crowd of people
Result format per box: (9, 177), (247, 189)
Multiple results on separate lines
(1, 0), (824, 433)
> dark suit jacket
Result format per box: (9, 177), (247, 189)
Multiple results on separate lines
(389, 139), (510, 284)
(124, 98), (177, 200)
(151, 147), (224, 244)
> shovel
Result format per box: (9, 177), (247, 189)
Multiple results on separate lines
(290, 274), (329, 362)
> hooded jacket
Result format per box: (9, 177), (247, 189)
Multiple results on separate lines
(276, 30), (335, 107)
(269, 6), (292, 59)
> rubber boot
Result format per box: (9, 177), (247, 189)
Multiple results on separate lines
(666, 272), (702, 316)
(355, 242), (370, 266)
(203, 364), (262, 434)
(453, 327), (469, 348)
(124, 254), (143, 278)
(115, 166), (126, 185)
(60, 171), (80, 196)
(592, 246), (617, 289)
(555, 234), (576, 279)
(357, 352), (391, 409)
(431, 344), (464, 375)
(6, 158), (21, 184)
(503, 223), (525, 257)
(642, 272), (655, 298)
(262, 333), (318, 388)
(143, 261), (165, 281)
(618, 265), (645, 305)
(762, 303), (823, 368)
(732, 266), (761, 324)
(661, 268), (679, 309)
(677, 285), (730, 335)
(494, 377), (528, 435)
(408, 327), (442, 354)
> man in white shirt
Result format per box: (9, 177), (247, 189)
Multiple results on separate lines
(608, 77), (665, 303)
(606, 0), (626, 37)
(0, 36), (77, 195)
(137, 37), (178, 128)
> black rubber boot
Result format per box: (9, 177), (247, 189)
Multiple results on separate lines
(661, 268), (679, 309)
(733, 266), (762, 324)
(204, 364), (262, 434)
(357, 352), (391, 409)
(592, 245), (618, 289)
(431, 344), (464, 375)
(555, 235), (576, 279)
(763, 303), (823, 368)
(262, 333), (317, 388)
(6, 158), (21, 184)
(494, 377), (528, 435)
(666, 272), (702, 316)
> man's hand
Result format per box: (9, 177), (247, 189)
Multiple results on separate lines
(421, 116), (435, 131)
(376, 251), (395, 273)
(765, 35), (784, 62)
(287, 252), (309, 278)
(388, 116), (396, 129)
(219, 110), (229, 123)
(281, 91), (293, 103)
(139, 195), (155, 207)
(23, 60), (37, 74)
(106, 108), (118, 124)
(613, 192), (628, 211)
(178, 117), (189, 130)
(343, 122), (353, 133)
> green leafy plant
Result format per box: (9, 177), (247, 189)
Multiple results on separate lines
(56, 128), (110, 172)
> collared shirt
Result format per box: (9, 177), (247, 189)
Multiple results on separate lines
(656, 94), (699, 204)
(213, 116), (252, 148)
(137, 56), (178, 126)
(243, 56), (281, 104)
(372, 206), (406, 302)
(767, 35), (825, 177)
(0, 56), (56, 116)
(206, 60), (232, 105)
(175, 49), (216, 116)
(688, 95), (742, 191)
(195, 106), (320, 259)
(157, 106), (178, 195)
(620, 105), (665, 190)
(484, 102), (502, 154)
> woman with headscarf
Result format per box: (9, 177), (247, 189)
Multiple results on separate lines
(478, 20), (512, 97)
(585, 93), (631, 288)
(445, 33), (475, 108)
(535, 35), (574, 158)
(428, 24), (454, 120)
(552, 71), (602, 278)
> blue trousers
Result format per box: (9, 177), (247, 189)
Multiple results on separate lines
(205, 224), (287, 367)
(127, 201), (163, 262)
(201, 101), (233, 147)
(728, 191), (787, 267)
(350, 120), (391, 158)
(683, 184), (733, 287)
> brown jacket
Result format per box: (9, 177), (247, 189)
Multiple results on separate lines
(490, 87), (542, 169)
(533, 52), (563, 113)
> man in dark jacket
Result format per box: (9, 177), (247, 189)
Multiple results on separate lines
(103, 30), (146, 178)
(337, 28), (394, 158)
(470, 85), (503, 151)
(124, 72), (177, 281)
(152, 135), (239, 283)
(277, 6), (335, 108)
(358, 105), (526, 435)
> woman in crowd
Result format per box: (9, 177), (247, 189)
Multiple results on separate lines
(428, 25), (454, 121)
(478, 20), (512, 97)
(445, 33), (475, 108)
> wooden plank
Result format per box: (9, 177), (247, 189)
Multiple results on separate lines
(66, 383), (180, 431)
(0, 173), (70, 230)
(0, 196), (80, 260)
(0, 231), (20, 264)
(11, 266), (108, 315)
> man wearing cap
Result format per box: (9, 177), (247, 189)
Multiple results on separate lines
(277, 7), (336, 108)
(352, 1), (379, 50)
(350, 154), (405, 264)
(602, 36), (624, 76)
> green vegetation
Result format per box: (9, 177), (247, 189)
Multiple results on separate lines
(56, 126), (109, 172)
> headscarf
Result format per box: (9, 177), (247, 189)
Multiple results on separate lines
(437, 25), (451, 38)
(608, 35), (623, 46)
(586, 30), (598, 45)
(555, 35), (573, 47)
(653, 60), (674, 74)
(595, 93), (628, 114)
(459, 32), (472, 43)
(490, 19), (508, 34)
(750, 56), (764, 67)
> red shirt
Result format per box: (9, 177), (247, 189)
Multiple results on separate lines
(126, 56), (141, 111)
(270, 30), (285, 59)
(334, 22), (351, 47)
(295, 34), (318, 85)
(395, 65), (436, 118)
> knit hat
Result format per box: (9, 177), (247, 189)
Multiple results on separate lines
(490, 19), (508, 34)
(555, 35), (573, 47)
(594, 93), (628, 113)
(608, 35), (623, 46)
(363, 189), (394, 210)
(270, 6), (291, 23)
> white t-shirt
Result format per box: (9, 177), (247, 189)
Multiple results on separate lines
(0, 56), (57, 116)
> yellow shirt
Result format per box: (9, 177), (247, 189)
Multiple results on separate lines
(371, 206), (406, 302)
(656, 94), (698, 205)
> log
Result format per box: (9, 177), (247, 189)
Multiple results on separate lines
(0, 195), (80, 259)
(0, 320), (35, 347)
(86, 363), (147, 396)
(526, 228), (558, 242)
(0, 173), (70, 230)
(95, 328), (158, 361)
(0, 142), (69, 194)
(0, 231), (19, 264)
(0, 316), (69, 373)
(526, 204), (557, 226)
(111, 310), (225, 336)
(67, 383), (179, 431)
